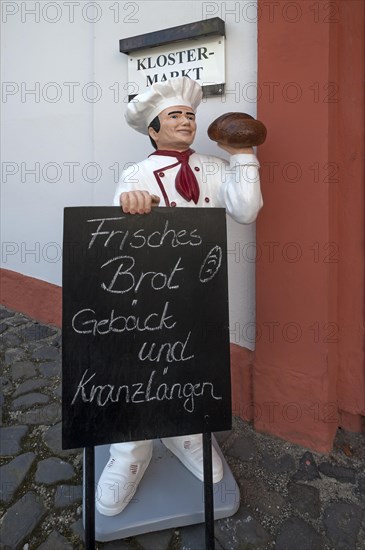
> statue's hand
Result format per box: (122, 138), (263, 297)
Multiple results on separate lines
(120, 191), (160, 214)
(217, 143), (254, 155)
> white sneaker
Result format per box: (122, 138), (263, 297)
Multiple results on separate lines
(161, 434), (223, 483)
(96, 443), (152, 516)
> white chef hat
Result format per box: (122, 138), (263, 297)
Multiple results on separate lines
(125, 77), (203, 135)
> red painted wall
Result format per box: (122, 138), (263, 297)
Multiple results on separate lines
(255, 0), (364, 451)
(333, 2), (365, 434)
(1, 269), (62, 327)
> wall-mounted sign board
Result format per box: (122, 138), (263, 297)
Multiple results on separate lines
(62, 207), (231, 450)
(126, 36), (224, 92)
(120, 17), (226, 98)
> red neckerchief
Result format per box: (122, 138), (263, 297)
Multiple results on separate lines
(149, 148), (200, 204)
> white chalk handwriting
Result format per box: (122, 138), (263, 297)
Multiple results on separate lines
(100, 255), (184, 294)
(71, 368), (222, 413)
(138, 331), (194, 363)
(87, 217), (202, 251)
(71, 301), (176, 335)
(199, 245), (222, 283)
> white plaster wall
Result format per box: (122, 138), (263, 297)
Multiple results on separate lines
(1, 1), (258, 349)
(1, 2), (95, 283)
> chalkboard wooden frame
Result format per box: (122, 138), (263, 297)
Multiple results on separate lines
(62, 207), (231, 450)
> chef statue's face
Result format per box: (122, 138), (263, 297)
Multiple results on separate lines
(148, 105), (197, 152)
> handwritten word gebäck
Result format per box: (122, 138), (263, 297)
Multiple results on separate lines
(72, 301), (176, 335)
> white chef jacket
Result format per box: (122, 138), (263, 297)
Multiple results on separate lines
(113, 151), (263, 224)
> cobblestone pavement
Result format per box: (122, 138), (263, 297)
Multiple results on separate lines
(1, 305), (365, 549)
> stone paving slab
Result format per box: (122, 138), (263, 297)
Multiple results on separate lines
(275, 517), (324, 550)
(215, 507), (271, 548)
(35, 457), (76, 484)
(323, 502), (364, 549)
(0, 492), (46, 549)
(37, 530), (74, 550)
(287, 481), (321, 518)
(10, 360), (37, 379)
(54, 484), (83, 508)
(11, 391), (51, 410)
(12, 378), (52, 397)
(0, 305), (365, 549)
(318, 461), (357, 484)
(12, 402), (62, 425)
(0, 451), (36, 502)
(0, 425), (28, 455)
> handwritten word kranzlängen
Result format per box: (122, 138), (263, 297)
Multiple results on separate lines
(71, 369), (222, 413)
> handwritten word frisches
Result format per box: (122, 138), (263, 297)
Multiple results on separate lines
(71, 369), (222, 413)
(87, 217), (202, 251)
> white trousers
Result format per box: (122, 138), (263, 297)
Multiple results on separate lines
(110, 435), (200, 460)
(110, 440), (152, 459)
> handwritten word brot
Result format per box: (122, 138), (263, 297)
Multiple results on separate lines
(100, 255), (184, 294)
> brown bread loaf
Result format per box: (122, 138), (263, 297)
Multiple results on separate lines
(207, 112), (267, 148)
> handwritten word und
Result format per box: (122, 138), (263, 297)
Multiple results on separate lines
(138, 331), (194, 363)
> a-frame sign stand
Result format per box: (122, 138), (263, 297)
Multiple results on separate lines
(84, 447), (95, 549)
(203, 420), (215, 549)
(62, 207), (236, 549)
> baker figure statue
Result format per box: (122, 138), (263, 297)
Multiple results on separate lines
(96, 76), (263, 516)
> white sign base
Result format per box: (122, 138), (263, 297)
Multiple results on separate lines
(86, 437), (239, 542)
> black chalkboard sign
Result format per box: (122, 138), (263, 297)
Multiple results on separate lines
(62, 207), (231, 449)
